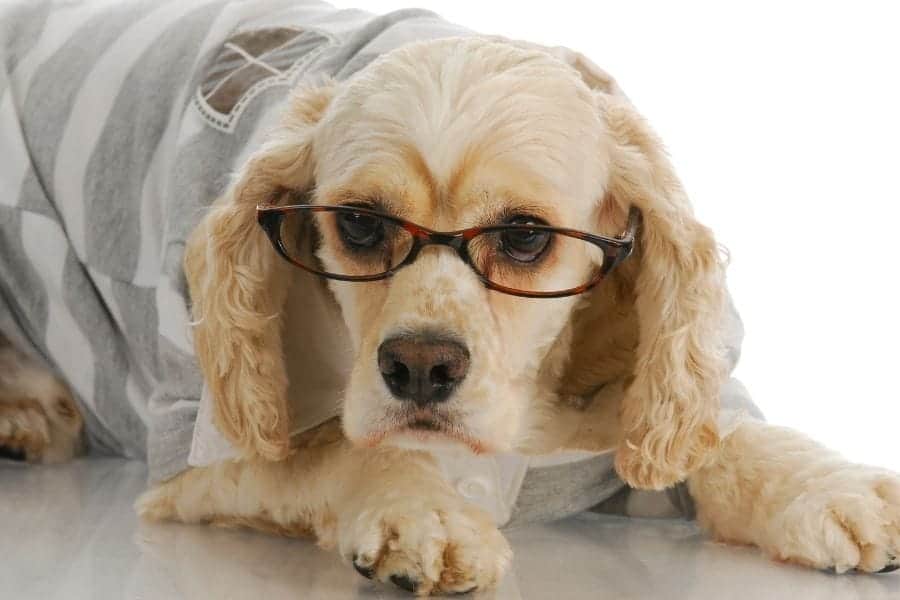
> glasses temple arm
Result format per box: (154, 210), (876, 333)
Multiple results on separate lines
(621, 205), (641, 242)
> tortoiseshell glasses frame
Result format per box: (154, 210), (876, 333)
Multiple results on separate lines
(256, 204), (639, 299)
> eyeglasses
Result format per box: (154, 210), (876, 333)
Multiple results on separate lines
(256, 204), (639, 298)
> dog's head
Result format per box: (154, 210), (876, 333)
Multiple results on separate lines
(187, 38), (727, 489)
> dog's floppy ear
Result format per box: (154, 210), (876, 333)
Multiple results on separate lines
(487, 38), (727, 488)
(184, 83), (336, 461)
(523, 38), (728, 487)
(596, 91), (728, 490)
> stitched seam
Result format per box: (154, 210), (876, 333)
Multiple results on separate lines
(193, 38), (336, 134)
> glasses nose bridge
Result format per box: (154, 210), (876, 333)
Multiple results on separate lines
(405, 229), (470, 268)
(423, 230), (465, 249)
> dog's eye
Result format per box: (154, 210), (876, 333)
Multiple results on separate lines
(338, 211), (385, 249)
(500, 217), (551, 263)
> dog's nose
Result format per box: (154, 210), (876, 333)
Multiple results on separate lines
(377, 335), (470, 406)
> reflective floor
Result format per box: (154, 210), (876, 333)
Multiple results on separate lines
(2, 458), (898, 600)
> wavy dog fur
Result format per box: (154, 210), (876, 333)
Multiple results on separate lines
(184, 84), (336, 461)
(600, 94), (727, 489)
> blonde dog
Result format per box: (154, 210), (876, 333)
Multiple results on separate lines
(2, 30), (899, 596)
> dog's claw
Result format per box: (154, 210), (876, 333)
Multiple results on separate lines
(390, 574), (419, 593)
(340, 500), (509, 593)
(0, 445), (26, 461)
(452, 585), (478, 595)
(352, 555), (375, 579)
(824, 562), (900, 574)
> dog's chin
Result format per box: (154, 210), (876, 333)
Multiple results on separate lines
(385, 430), (484, 454)
(359, 417), (492, 455)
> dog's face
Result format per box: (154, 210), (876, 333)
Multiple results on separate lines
(190, 36), (726, 489)
(304, 39), (610, 453)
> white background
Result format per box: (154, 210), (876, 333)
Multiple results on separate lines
(338, 0), (900, 468)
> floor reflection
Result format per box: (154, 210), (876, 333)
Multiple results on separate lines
(2, 458), (899, 600)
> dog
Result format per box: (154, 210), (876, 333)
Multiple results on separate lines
(2, 2), (899, 596)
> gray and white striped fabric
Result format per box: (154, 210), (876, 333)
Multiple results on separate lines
(0, 0), (762, 524)
(0, 0), (473, 479)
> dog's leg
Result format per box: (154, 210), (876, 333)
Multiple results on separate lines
(687, 419), (900, 573)
(0, 334), (83, 463)
(137, 420), (511, 595)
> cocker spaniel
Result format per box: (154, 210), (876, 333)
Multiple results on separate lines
(2, 21), (898, 597)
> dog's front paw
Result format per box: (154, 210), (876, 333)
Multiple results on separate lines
(339, 499), (511, 595)
(0, 392), (82, 463)
(767, 467), (900, 573)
